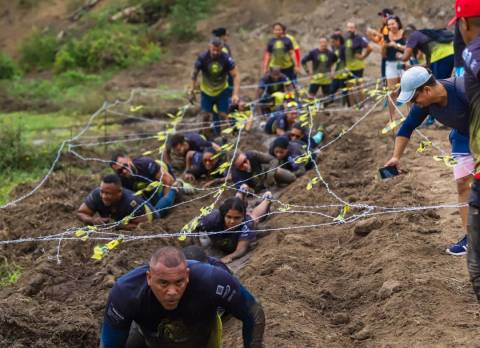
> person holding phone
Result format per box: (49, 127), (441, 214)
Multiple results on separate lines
(384, 66), (473, 256)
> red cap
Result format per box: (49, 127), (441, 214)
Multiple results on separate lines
(448, 0), (480, 26)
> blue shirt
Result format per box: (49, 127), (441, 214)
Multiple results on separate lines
(231, 151), (272, 191)
(258, 72), (291, 95)
(101, 262), (259, 348)
(84, 188), (157, 221)
(199, 209), (256, 253)
(397, 77), (469, 138)
(463, 35), (480, 172)
(194, 50), (235, 96)
(120, 157), (163, 204)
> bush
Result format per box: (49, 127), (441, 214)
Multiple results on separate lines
(0, 121), (30, 171)
(0, 119), (57, 173)
(0, 53), (19, 80)
(169, 0), (215, 40)
(19, 30), (59, 72)
(54, 23), (161, 73)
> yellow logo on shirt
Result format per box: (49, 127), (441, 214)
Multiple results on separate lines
(209, 62), (222, 75)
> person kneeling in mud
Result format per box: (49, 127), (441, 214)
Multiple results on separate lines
(184, 147), (229, 187)
(110, 150), (176, 218)
(269, 136), (314, 177)
(231, 150), (296, 191)
(164, 132), (221, 172)
(77, 174), (159, 230)
(264, 100), (299, 136)
(196, 187), (273, 264)
(288, 122), (324, 150)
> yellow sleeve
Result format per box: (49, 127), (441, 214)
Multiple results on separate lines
(286, 34), (300, 50)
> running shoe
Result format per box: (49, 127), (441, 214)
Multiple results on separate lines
(446, 235), (468, 256)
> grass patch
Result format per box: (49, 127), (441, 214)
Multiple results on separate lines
(0, 257), (22, 288)
(0, 70), (111, 114)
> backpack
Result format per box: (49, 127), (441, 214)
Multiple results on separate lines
(419, 28), (454, 44)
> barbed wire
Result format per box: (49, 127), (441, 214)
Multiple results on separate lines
(0, 79), (466, 262)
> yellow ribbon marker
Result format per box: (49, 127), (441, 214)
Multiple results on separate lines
(278, 204), (291, 212)
(129, 105), (143, 113)
(416, 141), (432, 153)
(294, 153), (311, 165)
(306, 177), (320, 191)
(298, 113), (308, 123)
(178, 217), (200, 241)
(214, 184), (226, 198)
(381, 117), (405, 134)
(156, 132), (167, 142)
(74, 230), (89, 241)
(433, 155), (458, 168)
(220, 143), (234, 152)
(200, 203), (215, 217)
(211, 162), (230, 176)
(121, 216), (131, 226)
(334, 204), (351, 222)
(91, 245), (108, 261)
(222, 127), (235, 135)
(106, 239), (122, 251)
(144, 181), (162, 192)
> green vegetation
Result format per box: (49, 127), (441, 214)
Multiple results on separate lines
(0, 111), (116, 204)
(0, 70), (111, 114)
(169, 0), (215, 40)
(55, 23), (161, 73)
(0, 0), (216, 203)
(0, 53), (19, 80)
(19, 30), (59, 72)
(0, 258), (22, 288)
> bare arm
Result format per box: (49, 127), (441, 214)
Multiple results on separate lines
(77, 203), (110, 226)
(229, 67), (240, 104)
(360, 44), (372, 60)
(290, 50), (300, 72)
(262, 52), (271, 74)
(184, 151), (195, 172)
(221, 240), (250, 264)
(385, 136), (410, 168)
(156, 168), (174, 195)
(400, 47), (414, 62)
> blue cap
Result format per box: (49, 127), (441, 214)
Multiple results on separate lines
(397, 66), (432, 104)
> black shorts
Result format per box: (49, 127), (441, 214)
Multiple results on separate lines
(308, 83), (331, 96)
(280, 66), (297, 82)
(349, 69), (364, 79)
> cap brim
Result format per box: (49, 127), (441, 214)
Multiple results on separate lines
(397, 89), (416, 104)
(447, 16), (458, 27)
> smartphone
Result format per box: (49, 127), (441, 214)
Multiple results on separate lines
(378, 166), (399, 180)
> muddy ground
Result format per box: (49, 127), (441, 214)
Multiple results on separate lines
(1, 92), (480, 347)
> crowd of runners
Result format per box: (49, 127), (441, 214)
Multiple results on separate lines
(72, 0), (480, 346)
